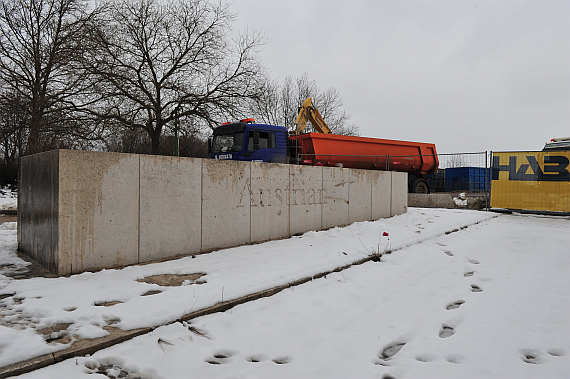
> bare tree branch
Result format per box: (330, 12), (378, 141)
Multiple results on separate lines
(0, 0), (100, 154)
(250, 73), (359, 136)
(83, 0), (265, 154)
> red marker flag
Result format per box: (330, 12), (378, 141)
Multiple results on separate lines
(383, 232), (389, 236)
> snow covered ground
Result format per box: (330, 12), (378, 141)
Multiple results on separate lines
(0, 188), (16, 211)
(1, 208), (570, 378)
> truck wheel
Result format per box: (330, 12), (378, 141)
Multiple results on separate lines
(413, 180), (429, 194)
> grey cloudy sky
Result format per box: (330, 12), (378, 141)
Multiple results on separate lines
(230, 0), (570, 154)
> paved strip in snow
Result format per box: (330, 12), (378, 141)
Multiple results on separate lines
(1, 208), (495, 374)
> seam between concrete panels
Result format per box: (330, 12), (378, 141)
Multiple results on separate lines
(199, 159), (203, 253)
(137, 155), (141, 264)
(200, 159), (204, 253)
(287, 164), (291, 237)
(249, 162), (252, 244)
(343, 170), (352, 224)
(389, 171), (392, 217)
(369, 172), (373, 221)
(320, 166), (324, 230)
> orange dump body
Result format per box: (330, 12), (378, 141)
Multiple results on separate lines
(289, 133), (438, 174)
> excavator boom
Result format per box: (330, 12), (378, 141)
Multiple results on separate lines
(294, 98), (332, 134)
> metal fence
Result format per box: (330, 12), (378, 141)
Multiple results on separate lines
(427, 152), (489, 193)
(296, 150), (491, 194)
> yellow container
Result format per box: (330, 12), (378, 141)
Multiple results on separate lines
(491, 151), (570, 212)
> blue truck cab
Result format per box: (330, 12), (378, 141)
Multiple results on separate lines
(210, 119), (289, 164)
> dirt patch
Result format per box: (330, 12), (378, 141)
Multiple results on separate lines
(1, 252), (58, 279)
(141, 290), (162, 296)
(137, 273), (206, 287)
(37, 323), (72, 344)
(0, 214), (17, 222)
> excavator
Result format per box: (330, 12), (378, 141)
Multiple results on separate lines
(293, 98), (332, 134)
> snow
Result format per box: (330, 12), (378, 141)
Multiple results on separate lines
(1, 204), (570, 378)
(0, 189), (16, 211)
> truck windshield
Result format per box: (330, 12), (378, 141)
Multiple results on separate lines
(212, 132), (244, 153)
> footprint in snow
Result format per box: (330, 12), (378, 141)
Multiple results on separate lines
(272, 356), (292, 364)
(205, 349), (237, 365)
(445, 354), (467, 364)
(519, 348), (567, 364)
(463, 271), (476, 277)
(84, 359), (150, 378)
(415, 353), (438, 362)
(378, 341), (406, 360)
(446, 300), (465, 310)
(443, 250), (453, 256)
(519, 349), (545, 364)
(470, 284), (483, 292)
(245, 354), (269, 363)
(439, 325), (455, 338)
(547, 348), (567, 357)
(468, 258), (480, 264)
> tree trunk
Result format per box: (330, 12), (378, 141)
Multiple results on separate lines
(26, 121), (41, 155)
(150, 130), (161, 155)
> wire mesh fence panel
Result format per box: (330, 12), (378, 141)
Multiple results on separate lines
(432, 152), (489, 193)
(295, 151), (491, 196)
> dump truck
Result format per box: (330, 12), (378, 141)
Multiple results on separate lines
(209, 99), (439, 193)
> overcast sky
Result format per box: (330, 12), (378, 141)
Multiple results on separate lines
(229, 0), (570, 154)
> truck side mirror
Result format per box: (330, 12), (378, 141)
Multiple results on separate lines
(253, 132), (260, 151)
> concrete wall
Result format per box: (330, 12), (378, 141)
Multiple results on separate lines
(321, 167), (350, 229)
(408, 193), (488, 210)
(19, 150), (408, 275)
(250, 162), (290, 242)
(18, 150), (59, 273)
(57, 151), (140, 275)
(139, 155), (202, 263)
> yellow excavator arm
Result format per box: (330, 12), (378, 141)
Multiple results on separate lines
(293, 98), (332, 134)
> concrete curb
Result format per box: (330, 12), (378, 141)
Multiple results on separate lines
(0, 215), (498, 378)
(0, 328), (151, 378)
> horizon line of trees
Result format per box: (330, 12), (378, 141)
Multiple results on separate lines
(0, 0), (359, 186)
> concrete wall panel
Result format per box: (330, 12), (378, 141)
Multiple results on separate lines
(391, 172), (408, 216)
(201, 159), (251, 251)
(17, 151), (59, 273)
(58, 150), (140, 275)
(321, 167), (350, 229)
(250, 163), (290, 242)
(289, 165), (323, 235)
(371, 171), (392, 220)
(139, 155), (202, 262)
(348, 169), (373, 223)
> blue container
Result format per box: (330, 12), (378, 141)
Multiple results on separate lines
(427, 169), (446, 192)
(445, 167), (490, 192)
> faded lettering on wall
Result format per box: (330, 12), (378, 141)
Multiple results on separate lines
(238, 179), (328, 207)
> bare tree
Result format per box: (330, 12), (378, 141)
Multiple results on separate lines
(443, 154), (467, 168)
(0, 0), (97, 155)
(0, 90), (28, 164)
(251, 73), (359, 136)
(84, 0), (265, 155)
